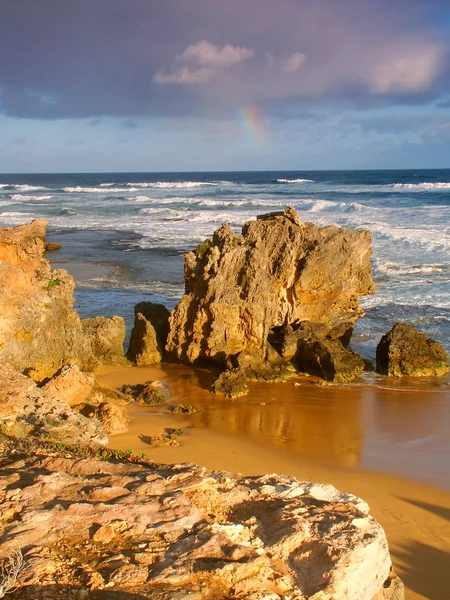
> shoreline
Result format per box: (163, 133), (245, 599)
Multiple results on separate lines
(96, 364), (450, 600)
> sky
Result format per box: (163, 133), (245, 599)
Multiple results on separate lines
(1, 0), (450, 173)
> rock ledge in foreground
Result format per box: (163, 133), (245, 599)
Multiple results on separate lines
(0, 448), (403, 599)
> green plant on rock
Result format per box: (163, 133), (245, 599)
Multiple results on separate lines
(47, 277), (60, 289)
(196, 240), (212, 258)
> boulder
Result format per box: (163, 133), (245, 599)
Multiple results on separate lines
(0, 452), (403, 600)
(376, 323), (449, 377)
(0, 220), (97, 381)
(166, 208), (374, 366)
(42, 363), (95, 406)
(0, 365), (107, 446)
(93, 402), (128, 434)
(127, 302), (170, 365)
(212, 368), (249, 398)
(82, 315), (127, 365)
(278, 324), (365, 382)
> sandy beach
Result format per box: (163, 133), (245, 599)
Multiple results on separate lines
(95, 364), (450, 600)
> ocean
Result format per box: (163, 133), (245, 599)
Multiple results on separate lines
(1, 169), (449, 366)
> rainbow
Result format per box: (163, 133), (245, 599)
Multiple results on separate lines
(239, 105), (268, 142)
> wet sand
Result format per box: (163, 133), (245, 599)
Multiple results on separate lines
(96, 364), (450, 600)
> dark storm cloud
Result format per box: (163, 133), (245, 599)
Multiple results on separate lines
(0, 0), (449, 119)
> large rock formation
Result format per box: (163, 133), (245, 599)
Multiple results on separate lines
(0, 449), (403, 599)
(0, 221), (97, 381)
(376, 323), (449, 377)
(0, 221), (127, 380)
(0, 365), (107, 446)
(166, 208), (374, 369)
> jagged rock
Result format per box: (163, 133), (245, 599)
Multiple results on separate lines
(166, 208), (374, 366)
(0, 365), (107, 446)
(93, 402), (128, 434)
(0, 220), (97, 381)
(42, 363), (95, 406)
(0, 451), (402, 600)
(376, 323), (449, 377)
(278, 324), (365, 382)
(212, 368), (249, 398)
(82, 315), (126, 365)
(127, 302), (170, 365)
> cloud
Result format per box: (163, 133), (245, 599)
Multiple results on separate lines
(282, 52), (306, 73)
(0, 0), (448, 120)
(365, 43), (445, 94)
(154, 67), (214, 84)
(181, 40), (254, 67)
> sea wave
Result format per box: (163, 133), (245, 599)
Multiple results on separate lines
(277, 178), (313, 183)
(10, 194), (53, 201)
(392, 182), (450, 191)
(378, 261), (448, 276)
(12, 184), (49, 192)
(127, 181), (220, 188)
(63, 186), (140, 193)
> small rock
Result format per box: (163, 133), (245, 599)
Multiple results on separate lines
(92, 524), (116, 544)
(212, 368), (249, 398)
(94, 403), (128, 434)
(45, 243), (61, 251)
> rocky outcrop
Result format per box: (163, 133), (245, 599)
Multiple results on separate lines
(0, 449), (403, 600)
(279, 324), (365, 382)
(166, 208), (374, 370)
(376, 323), (449, 377)
(0, 220), (97, 381)
(0, 366), (107, 446)
(82, 315), (126, 365)
(127, 301), (171, 365)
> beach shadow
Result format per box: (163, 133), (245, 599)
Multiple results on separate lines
(396, 496), (450, 522)
(392, 541), (450, 600)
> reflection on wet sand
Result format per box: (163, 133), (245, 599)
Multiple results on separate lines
(96, 363), (450, 488)
(190, 382), (364, 468)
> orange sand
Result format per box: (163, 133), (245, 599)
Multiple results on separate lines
(96, 364), (450, 600)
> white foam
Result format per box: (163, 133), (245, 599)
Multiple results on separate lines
(10, 194), (53, 201)
(127, 181), (219, 189)
(99, 183), (115, 187)
(392, 182), (450, 191)
(12, 184), (49, 192)
(0, 184), (10, 189)
(63, 186), (131, 193)
(277, 178), (313, 183)
(378, 261), (448, 276)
